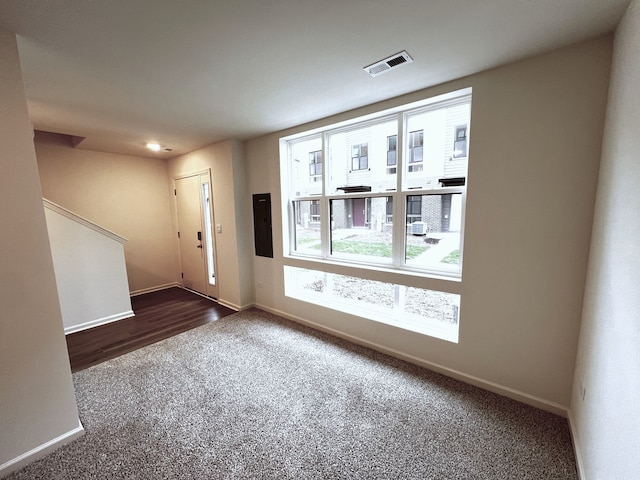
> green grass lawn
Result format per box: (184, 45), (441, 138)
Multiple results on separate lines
(441, 250), (460, 264)
(296, 237), (319, 245)
(314, 240), (428, 260)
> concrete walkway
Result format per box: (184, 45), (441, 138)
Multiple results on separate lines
(409, 232), (459, 265)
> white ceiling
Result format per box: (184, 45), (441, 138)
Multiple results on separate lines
(0, 0), (631, 158)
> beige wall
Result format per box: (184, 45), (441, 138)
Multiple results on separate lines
(230, 140), (255, 308)
(167, 139), (254, 310)
(571, 1), (640, 478)
(0, 29), (82, 474)
(246, 36), (612, 411)
(35, 132), (177, 294)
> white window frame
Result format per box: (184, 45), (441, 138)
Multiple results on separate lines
(282, 89), (470, 277)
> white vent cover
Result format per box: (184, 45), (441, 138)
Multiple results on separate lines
(364, 51), (413, 77)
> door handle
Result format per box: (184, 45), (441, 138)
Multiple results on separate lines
(197, 245), (203, 249)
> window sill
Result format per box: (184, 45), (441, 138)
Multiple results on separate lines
(283, 254), (462, 293)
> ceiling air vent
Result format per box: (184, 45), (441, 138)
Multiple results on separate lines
(364, 51), (413, 77)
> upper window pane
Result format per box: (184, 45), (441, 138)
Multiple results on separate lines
(293, 200), (321, 255)
(282, 89), (471, 278)
(404, 101), (470, 190)
(328, 119), (397, 194)
(290, 136), (322, 196)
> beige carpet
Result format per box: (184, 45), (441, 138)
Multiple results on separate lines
(7, 308), (577, 479)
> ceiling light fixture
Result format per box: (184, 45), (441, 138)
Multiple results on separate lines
(146, 142), (162, 152)
(364, 51), (413, 77)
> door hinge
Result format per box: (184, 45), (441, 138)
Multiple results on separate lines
(174, 189), (177, 195)
(181, 272), (184, 278)
(177, 231), (180, 238)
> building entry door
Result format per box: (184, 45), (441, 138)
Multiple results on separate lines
(174, 172), (218, 299)
(352, 198), (366, 227)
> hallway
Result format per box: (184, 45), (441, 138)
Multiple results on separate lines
(66, 288), (235, 372)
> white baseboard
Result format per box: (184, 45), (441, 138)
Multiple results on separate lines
(217, 299), (254, 312)
(0, 420), (84, 478)
(568, 409), (586, 479)
(255, 303), (569, 417)
(64, 310), (134, 335)
(130, 283), (180, 297)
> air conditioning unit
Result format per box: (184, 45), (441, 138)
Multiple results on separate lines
(411, 222), (428, 235)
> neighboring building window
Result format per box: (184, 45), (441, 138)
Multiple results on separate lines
(309, 150), (322, 182)
(351, 143), (368, 171)
(453, 125), (467, 158)
(406, 195), (422, 224)
(387, 135), (397, 174)
(310, 200), (320, 222)
(386, 197), (393, 223)
(408, 130), (424, 172)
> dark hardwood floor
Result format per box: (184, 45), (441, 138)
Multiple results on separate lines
(66, 287), (235, 372)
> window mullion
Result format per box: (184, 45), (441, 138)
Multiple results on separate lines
(392, 113), (406, 267)
(320, 132), (330, 258)
(286, 140), (296, 255)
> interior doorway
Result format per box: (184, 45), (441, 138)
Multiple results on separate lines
(174, 171), (218, 299)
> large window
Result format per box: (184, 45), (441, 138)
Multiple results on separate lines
(281, 89), (471, 341)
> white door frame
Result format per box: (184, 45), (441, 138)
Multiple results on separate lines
(173, 169), (219, 299)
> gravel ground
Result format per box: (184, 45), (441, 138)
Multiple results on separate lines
(304, 273), (458, 325)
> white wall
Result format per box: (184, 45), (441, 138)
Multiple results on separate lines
(36, 132), (178, 295)
(571, 1), (640, 478)
(230, 140), (255, 308)
(246, 36), (612, 412)
(0, 29), (82, 476)
(167, 139), (254, 310)
(44, 201), (133, 334)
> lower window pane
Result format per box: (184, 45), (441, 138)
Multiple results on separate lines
(405, 193), (463, 273)
(294, 200), (321, 254)
(330, 197), (394, 263)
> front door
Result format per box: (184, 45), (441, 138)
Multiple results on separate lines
(352, 198), (366, 227)
(175, 173), (218, 299)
